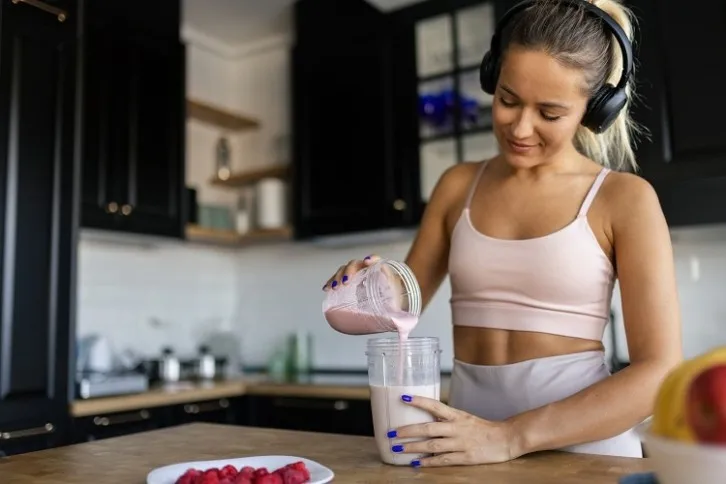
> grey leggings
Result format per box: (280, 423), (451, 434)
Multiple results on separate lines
(448, 350), (643, 458)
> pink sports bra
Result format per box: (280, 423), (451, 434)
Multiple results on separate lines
(448, 161), (615, 341)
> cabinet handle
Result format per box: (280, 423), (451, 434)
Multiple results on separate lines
(121, 204), (133, 215)
(93, 410), (150, 427)
(184, 398), (229, 414)
(393, 199), (407, 211)
(271, 398), (349, 411)
(106, 201), (118, 214)
(0, 423), (54, 440)
(11, 0), (67, 22)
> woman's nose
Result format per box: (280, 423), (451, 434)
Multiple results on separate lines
(511, 110), (535, 139)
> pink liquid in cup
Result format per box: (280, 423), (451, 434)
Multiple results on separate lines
(325, 308), (419, 384)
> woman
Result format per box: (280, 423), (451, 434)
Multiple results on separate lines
(323, 0), (682, 467)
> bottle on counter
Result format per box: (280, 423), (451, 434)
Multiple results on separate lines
(159, 347), (180, 383)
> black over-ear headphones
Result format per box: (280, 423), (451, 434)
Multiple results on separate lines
(479, 0), (633, 134)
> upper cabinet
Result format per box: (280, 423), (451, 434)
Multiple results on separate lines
(291, 0), (418, 239)
(629, 0), (726, 226)
(80, 0), (186, 238)
(0, 0), (77, 450)
(291, 0), (504, 239)
(407, 2), (498, 209)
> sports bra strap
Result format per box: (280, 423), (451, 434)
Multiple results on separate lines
(465, 161), (489, 209)
(578, 168), (611, 217)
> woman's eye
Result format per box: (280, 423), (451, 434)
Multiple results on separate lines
(499, 97), (516, 107)
(541, 112), (561, 122)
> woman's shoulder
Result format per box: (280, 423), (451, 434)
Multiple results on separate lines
(600, 169), (664, 225)
(429, 160), (486, 202)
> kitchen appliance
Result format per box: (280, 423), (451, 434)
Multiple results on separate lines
(159, 347), (181, 382)
(76, 371), (149, 399)
(194, 345), (216, 380)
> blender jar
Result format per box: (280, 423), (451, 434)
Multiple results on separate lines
(323, 259), (422, 335)
(366, 336), (441, 465)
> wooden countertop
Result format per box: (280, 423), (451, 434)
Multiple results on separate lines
(0, 423), (653, 483)
(70, 375), (451, 417)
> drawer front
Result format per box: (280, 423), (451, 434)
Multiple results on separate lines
(73, 408), (162, 443)
(0, 420), (62, 456)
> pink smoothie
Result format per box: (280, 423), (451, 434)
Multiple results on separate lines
(325, 308), (419, 339)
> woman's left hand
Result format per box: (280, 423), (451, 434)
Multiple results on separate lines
(389, 394), (520, 467)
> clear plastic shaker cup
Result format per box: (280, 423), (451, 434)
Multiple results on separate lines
(323, 259), (422, 335)
(366, 337), (441, 466)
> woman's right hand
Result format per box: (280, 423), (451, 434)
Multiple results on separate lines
(322, 254), (381, 291)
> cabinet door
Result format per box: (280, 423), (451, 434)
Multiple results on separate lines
(0, 0), (76, 430)
(172, 397), (238, 426)
(117, 32), (184, 237)
(629, 0), (726, 225)
(247, 396), (373, 436)
(292, 0), (411, 239)
(81, 24), (126, 228)
(81, 27), (185, 237)
(72, 408), (163, 443)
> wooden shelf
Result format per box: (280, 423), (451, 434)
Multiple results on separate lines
(187, 99), (260, 132)
(185, 224), (292, 246)
(210, 164), (289, 188)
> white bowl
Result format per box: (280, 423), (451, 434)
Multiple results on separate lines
(146, 455), (334, 484)
(636, 421), (726, 484)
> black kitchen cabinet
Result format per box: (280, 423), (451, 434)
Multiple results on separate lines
(291, 0), (417, 239)
(0, 0), (78, 454)
(170, 397), (239, 426)
(628, 0), (726, 226)
(81, 0), (186, 238)
(71, 407), (163, 443)
(246, 395), (374, 437)
(71, 397), (244, 443)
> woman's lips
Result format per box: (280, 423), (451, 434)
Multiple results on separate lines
(507, 139), (537, 153)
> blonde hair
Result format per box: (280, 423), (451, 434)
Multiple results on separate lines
(502, 0), (645, 172)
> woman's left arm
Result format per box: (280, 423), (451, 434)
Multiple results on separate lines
(507, 175), (683, 456)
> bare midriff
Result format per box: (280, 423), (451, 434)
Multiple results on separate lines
(453, 326), (604, 366)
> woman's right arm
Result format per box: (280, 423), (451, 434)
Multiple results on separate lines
(403, 164), (468, 310)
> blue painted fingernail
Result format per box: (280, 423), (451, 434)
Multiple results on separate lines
(342, 275), (348, 283)
(392, 445), (404, 453)
(387, 430), (397, 438)
(331, 280), (338, 288)
(364, 255), (371, 260)
(411, 460), (420, 468)
(401, 394), (412, 402)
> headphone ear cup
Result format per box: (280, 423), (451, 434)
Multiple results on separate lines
(479, 51), (497, 94)
(581, 86), (627, 134)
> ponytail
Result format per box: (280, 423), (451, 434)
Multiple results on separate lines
(574, 0), (645, 172)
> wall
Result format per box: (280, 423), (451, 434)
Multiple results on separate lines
(76, 27), (726, 373)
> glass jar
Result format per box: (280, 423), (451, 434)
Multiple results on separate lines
(366, 336), (441, 465)
(322, 259), (422, 335)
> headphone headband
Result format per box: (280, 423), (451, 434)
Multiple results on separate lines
(489, 0), (633, 90)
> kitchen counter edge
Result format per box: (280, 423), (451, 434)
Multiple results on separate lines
(71, 378), (452, 417)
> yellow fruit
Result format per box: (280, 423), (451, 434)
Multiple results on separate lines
(651, 346), (726, 442)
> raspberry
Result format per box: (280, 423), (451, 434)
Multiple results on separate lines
(256, 474), (283, 484)
(176, 469), (202, 484)
(253, 467), (269, 479)
(232, 474), (252, 484)
(198, 469), (220, 484)
(279, 468), (307, 484)
(220, 465), (238, 478)
(284, 462), (310, 480)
